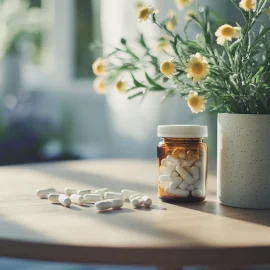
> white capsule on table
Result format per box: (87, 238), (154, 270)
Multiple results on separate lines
(77, 189), (91, 196)
(142, 196), (152, 208)
(176, 166), (195, 184)
(65, 187), (77, 196)
(36, 188), (56, 199)
(192, 189), (204, 197)
(131, 197), (143, 208)
(194, 160), (202, 168)
(48, 193), (60, 203)
(95, 200), (113, 211)
(179, 182), (189, 190)
(130, 193), (143, 200)
(83, 194), (102, 203)
(94, 188), (109, 197)
(187, 184), (195, 191)
(121, 189), (138, 200)
(70, 194), (85, 205)
(110, 199), (124, 209)
(191, 166), (200, 180)
(104, 192), (123, 200)
(164, 164), (176, 175)
(59, 194), (71, 207)
(181, 159), (196, 167)
(166, 155), (180, 165)
(169, 177), (182, 189)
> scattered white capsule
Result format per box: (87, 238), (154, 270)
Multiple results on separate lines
(104, 192), (123, 200)
(77, 189), (91, 196)
(36, 188), (56, 199)
(130, 193), (143, 201)
(192, 189), (204, 197)
(110, 199), (124, 209)
(142, 196), (152, 208)
(95, 200), (113, 211)
(194, 160), (202, 168)
(190, 166), (200, 181)
(176, 166), (195, 184)
(169, 177), (182, 189)
(48, 193), (60, 203)
(59, 194), (71, 207)
(187, 184), (195, 191)
(70, 194), (85, 205)
(166, 155), (180, 165)
(94, 188), (109, 197)
(65, 187), (77, 196)
(164, 164), (176, 175)
(179, 182), (189, 190)
(121, 189), (139, 200)
(131, 197), (143, 208)
(83, 194), (102, 203)
(181, 159), (196, 167)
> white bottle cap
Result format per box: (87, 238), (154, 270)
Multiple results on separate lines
(157, 125), (208, 138)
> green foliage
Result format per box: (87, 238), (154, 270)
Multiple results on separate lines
(93, 0), (270, 114)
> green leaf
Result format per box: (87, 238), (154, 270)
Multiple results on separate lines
(131, 74), (146, 88)
(148, 86), (166, 91)
(145, 72), (164, 88)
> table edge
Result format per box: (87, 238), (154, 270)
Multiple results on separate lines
(1, 238), (270, 266)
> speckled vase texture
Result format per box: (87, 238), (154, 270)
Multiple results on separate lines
(217, 113), (270, 209)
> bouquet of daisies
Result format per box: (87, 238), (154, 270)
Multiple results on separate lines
(92, 0), (270, 114)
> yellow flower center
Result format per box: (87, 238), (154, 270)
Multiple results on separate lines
(96, 64), (104, 73)
(267, 7), (270, 16)
(243, 0), (254, 9)
(188, 96), (200, 107)
(191, 62), (204, 75)
(160, 61), (175, 77)
(138, 8), (150, 20)
(221, 26), (235, 37)
(116, 81), (126, 92)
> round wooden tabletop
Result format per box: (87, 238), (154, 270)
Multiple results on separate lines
(0, 160), (270, 268)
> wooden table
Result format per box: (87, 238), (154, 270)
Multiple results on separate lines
(0, 160), (270, 269)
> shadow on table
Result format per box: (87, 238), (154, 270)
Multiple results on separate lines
(25, 163), (154, 194)
(174, 200), (270, 227)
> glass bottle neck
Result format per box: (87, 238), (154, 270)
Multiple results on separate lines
(162, 138), (203, 143)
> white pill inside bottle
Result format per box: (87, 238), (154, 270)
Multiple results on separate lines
(77, 189), (91, 196)
(70, 194), (85, 205)
(59, 194), (71, 207)
(104, 192), (123, 200)
(121, 189), (138, 200)
(36, 188), (56, 199)
(65, 187), (77, 196)
(48, 193), (60, 203)
(95, 200), (113, 211)
(83, 194), (102, 203)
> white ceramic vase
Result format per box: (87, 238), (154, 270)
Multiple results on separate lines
(217, 113), (270, 209)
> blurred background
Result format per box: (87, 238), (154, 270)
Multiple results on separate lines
(0, 1), (268, 270)
(0, 0), (240, 166)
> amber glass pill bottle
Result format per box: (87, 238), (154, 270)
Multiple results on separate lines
(157, 125), (208, 202)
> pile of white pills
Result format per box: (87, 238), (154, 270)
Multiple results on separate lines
(159, 149), (205, 198)
(36, 187), (152, 212)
